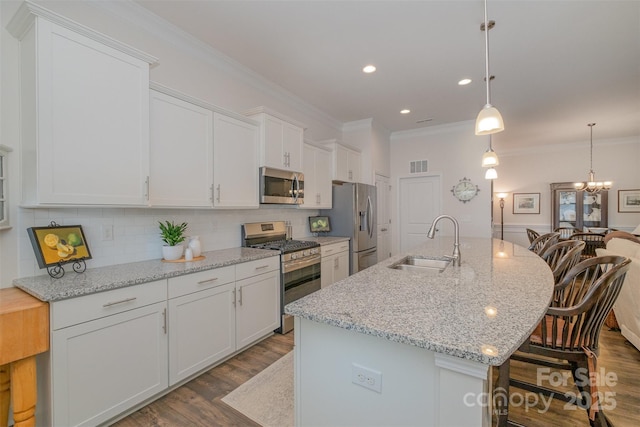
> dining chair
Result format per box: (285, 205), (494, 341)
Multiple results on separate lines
(570, 232), (606, 260)
(526, 228), (540, 245)
(539, 240), (586, 285)
(528, 232), (560, 255)
(554, 226), (577, 240)
(495, 255), (631, 427)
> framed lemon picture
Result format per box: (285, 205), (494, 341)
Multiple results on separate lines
(27, 225), (92, 268)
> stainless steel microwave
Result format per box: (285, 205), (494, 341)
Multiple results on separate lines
(260, 167), (304, 205)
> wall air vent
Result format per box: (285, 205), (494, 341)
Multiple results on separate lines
(410, 160), (428, 174)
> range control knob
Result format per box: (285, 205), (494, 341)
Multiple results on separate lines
(303, 250), (310, 257)
(291, 253), (298, 260)
(311, 248), (319, 255)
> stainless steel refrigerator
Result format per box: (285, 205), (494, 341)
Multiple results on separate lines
(320, 182), (377, 274)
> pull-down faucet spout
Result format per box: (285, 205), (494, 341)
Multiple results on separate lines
(427, 215), (461, 266)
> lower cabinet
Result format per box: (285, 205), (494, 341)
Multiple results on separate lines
(48, 256), (280, 426)
(321, 241), (350, 288)
(50, 280), (168, 427)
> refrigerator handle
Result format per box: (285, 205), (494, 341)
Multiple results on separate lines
(367, 196), (374, 238)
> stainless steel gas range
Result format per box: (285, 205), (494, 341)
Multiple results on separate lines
(242, 221), (321, 333)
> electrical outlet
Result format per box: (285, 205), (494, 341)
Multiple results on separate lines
(351, 363), (382, 393)
(101, 225), (114, 241)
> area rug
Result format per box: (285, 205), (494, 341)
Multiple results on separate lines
(222, 351), (294, 427)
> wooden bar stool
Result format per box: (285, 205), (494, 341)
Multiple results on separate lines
(0, 288), (49, 427)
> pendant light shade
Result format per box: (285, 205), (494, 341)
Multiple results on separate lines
(485, 167), (498, 180)
(481, 135), (500, 167)
(476, 104), (504, 135)
(475, 0), (504, 136)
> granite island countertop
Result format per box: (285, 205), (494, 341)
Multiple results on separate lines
(13, 247), (277, 302)
(285, 237), (554, 366)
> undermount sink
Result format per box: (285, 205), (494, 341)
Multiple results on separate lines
(388, 255), (452, 273)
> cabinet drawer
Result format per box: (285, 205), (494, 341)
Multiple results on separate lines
(321, 241), (349, 257)
(236, 256), (280, 280)
(51, 280), (167, 330)
(168, 265), (235, 299)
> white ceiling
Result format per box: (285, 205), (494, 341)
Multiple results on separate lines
(134, 0), (640, 151)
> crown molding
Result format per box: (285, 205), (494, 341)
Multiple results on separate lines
(7, 1), (158, 64)
(90, 0), (342, 132)
(498, 135), (640, 157)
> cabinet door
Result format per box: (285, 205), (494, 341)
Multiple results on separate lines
(263, 115), (285, 169)
(321, 255), (334, 289)
(35, 20), (150, 205)
(235, 270), (280, 349)
(347, 150), (362, 183)
(283, 122), (303, 171)
(149, 90), (214, 207)
(335, 251), (350, 283)
(334, 144), (350, 182)
(301, 144), (318, 209)
(51, 301), (168, 427)
(168, 282), (235, 385)
(316, 148), (333, 208)
(213, 113), (259, 208)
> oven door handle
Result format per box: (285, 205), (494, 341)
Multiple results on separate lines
(283, 255), (320, 273)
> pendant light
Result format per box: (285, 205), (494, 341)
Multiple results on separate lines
(481, 135), (499, 167)
(574, 123), (612, 193)
(475, 0), (504, 135)
(485, 167), (498, 180)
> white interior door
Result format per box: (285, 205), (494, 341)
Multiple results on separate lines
(399, 175), (441, 252)
(375, 174), (392, 261)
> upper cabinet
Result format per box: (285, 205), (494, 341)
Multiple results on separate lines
(149, 84), (259, 209)
(246, 107), (305, 172)
(550, 182), (608, 231)
(212, 113), (259, 208)
(302, 143), (332, 209)
(8, 2), (158, 206)
(320, 140), (362, 183)
(149, 87), (214, 208)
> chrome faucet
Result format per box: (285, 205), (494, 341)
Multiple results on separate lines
(427, 215), (461, 266)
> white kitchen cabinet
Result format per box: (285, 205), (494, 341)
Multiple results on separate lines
(235, 257), (281, 349)
(246, 107), (305, 172)
(320, 241), (350, 288)
(50, 280), (168, 427)
(168, 267), (236, 385)
(301, 143), (333, 209)
(8, 3), (157, 206)
(149, 86), (214, 207)
(320, 140), (362, 183)
(213, 112), (260, 208)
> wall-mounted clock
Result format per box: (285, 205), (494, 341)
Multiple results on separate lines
(451, 177), (479, 203)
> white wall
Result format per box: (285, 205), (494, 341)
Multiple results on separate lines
(0, 0), (342, 285)
(390, 121), (493, 255)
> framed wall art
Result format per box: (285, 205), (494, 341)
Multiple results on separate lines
(27, 224), (92, 269)
(513, 193), (541, 214)
(618, 189), (640, 213)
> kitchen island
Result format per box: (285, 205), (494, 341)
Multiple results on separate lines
(285, 237), (554, 427)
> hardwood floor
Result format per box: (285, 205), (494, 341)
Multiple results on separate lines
(112, 328), (639, 427)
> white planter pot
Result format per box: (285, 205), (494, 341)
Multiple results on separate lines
(162, 244), (183, 261)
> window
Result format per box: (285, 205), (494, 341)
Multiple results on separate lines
(0, 145), (12, 229)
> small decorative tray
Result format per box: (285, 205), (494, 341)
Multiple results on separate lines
(161, 255), (206, 263)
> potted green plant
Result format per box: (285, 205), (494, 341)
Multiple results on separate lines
(159, 220), (188, 260)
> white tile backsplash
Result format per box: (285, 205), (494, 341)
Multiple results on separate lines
(17, 206), (319, 278)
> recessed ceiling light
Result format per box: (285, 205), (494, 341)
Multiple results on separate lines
(458, 78), (472, 85)
(362, 65), (376, 73)
(400, 109), (411, 114)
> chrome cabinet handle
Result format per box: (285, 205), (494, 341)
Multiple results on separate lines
(162, 307), (167, 334)
(238, 287), (243, 306)
(232, 289), (236, 307)
(103, 297), (136, 307)
(254, 264), (269, 270)
(216, 184), (221, 202)
(145, 176), (150, 200)
(197, 277), (219, 285)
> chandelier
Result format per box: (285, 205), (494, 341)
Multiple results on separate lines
(574, 123), (611, 193)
